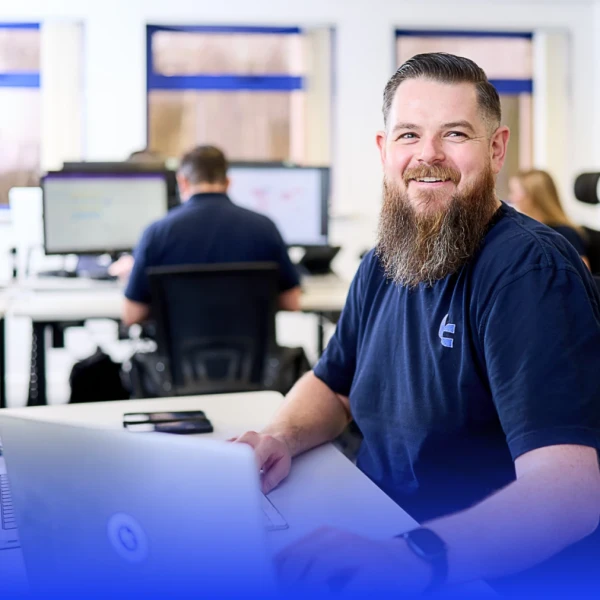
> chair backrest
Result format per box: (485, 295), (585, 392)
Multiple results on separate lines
(147, 262), (279, 396)
(582, 227), (600, 275)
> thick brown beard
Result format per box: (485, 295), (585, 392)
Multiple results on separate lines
(375, 165), (498, 288)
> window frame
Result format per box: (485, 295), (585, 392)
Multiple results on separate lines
(0, 22), (40, 209)
(145, 24), (305, 152)
(395, 29), (534, 94)
(0, 22), (40, 88)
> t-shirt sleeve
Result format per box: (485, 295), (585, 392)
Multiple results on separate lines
(268, 223), (300, 292)
(480, 265), (600, 461)
(124, 224), (156, 304)
(312, 255), (370, 396)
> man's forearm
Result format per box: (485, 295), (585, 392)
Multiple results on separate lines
(262, 371), (351, 457)
(424, 446), (600, 585)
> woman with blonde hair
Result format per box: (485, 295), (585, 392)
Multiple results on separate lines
(508, 169), (590, 268)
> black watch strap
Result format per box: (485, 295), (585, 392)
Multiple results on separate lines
(397, 528), (448, 593)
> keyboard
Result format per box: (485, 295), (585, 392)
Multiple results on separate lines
(0, 446), (20, 550)
(0, 473), (20, 550)
(1, 474), (17, 530)
(261, 494), (288, 531)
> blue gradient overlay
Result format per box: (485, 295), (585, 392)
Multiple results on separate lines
(1, 422), (598, 600)
(6, 488), (599, 600)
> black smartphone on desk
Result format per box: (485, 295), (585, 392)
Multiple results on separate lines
(123, 410), (207, 425)
(125, 418), (213, 435)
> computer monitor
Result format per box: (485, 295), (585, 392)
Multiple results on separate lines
(227, 163), (329, 246)
(62, 161), (180, 210)
(42, 171), (169, 255)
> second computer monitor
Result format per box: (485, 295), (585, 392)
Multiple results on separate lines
(42, 171), (169, 255)
(227, 164), (329, 246)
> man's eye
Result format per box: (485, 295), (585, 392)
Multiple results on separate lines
(398, 133), (417, 140)
(447, 131), (467, 138)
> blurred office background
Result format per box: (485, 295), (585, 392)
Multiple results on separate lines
(1, 0), (600, 405)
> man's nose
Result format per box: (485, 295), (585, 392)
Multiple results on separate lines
(417, 137), (446, 164)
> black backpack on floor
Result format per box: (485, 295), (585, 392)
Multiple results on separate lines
(69, 347), (130, 403)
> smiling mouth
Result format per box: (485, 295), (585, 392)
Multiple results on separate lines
(411, 177), (452, 183)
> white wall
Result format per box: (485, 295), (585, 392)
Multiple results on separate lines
(40, 22), (84, 171)
(3, 0), (599, 235)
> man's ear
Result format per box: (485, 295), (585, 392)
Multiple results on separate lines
(376, 130), (387, 166)
(176, 173), (187, 192)
(490, 125), (510, 175)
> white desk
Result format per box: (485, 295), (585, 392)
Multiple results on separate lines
(7, 276), (350, 406)
(300, 274), (350, 313)
(0, 392), (492, 597)
(9, 274), (349, 321)
(15, 276), (123, 293)
(9, 287), (124, 321)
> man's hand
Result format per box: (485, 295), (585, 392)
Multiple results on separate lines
(108, 254), (134, 280)
(232, 431), (292, 494)
(274, 526), (432, 596)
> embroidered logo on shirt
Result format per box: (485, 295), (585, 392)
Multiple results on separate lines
(438, 314), (456, 348)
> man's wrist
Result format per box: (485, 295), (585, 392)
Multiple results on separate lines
(261, 426), (296, 457)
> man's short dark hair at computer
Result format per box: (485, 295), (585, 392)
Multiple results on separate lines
(178, 146), (228, 185)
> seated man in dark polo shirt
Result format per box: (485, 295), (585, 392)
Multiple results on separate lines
(122, 145), (301, 326)
(233, 53), (600, 598)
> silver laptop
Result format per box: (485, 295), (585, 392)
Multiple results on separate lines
(0, 416), (280, 599)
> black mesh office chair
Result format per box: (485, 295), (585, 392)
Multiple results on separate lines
(146, 262), (279, 396)
(574, 173), (600, 274)
(582, 227), (600, 275)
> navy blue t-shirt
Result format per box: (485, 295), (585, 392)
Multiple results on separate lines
(125, 193), (300, 304)
(314, 202), (600, 523)
(550, 224), (588, 257)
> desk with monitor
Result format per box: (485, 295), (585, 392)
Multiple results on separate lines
(9, 162), (349, 406)
(43, 162), (335, 273)
(0, 391), (493, 597)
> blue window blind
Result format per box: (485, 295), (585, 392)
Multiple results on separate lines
(395, 29), (533, 95)
(147, 25), (304, 92)
(395, 30), (532, 40)
(0, 23), (40, 88)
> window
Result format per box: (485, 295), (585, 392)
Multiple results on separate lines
(396, 30), (534, 200)
(0, 23), (41, 206)
(147, 25), (311, 163)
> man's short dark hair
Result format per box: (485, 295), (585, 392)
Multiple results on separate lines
(383, 52), (501, 132)
(178, 145), (228, 184)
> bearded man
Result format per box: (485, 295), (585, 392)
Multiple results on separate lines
(234, 53), (600, 597)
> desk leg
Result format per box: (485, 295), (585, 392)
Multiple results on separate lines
(0, 317), (5, 409)
(27, 323), (47, 406)
(317, 313), (325, 357)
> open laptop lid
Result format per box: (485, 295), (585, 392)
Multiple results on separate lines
(0, 415), (277, 599)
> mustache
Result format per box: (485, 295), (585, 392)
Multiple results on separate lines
(402, 165), (461, 186)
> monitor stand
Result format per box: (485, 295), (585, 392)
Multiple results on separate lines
(295, 245), (341, 276)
